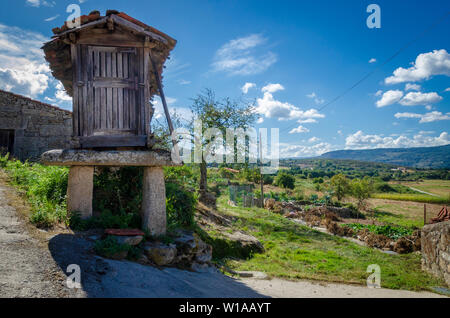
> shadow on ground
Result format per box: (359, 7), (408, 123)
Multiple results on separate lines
(48, 233), (267, 298)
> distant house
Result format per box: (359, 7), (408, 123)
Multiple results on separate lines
(0, 89), (72, 161)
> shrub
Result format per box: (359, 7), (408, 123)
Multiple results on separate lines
(274, 173), (295, 189)
(166, 182), (197, 229)
(94, 236), (130, 259)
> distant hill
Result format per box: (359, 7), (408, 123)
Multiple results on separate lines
(319, 144), (450, 169)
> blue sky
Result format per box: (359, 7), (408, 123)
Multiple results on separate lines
(0, 0), (449, 157)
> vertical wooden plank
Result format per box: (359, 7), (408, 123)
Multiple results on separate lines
(117, 52), (124, 129)
(111, 52), (117, 128)
(106, 52), (112, 129)
(82, 45), (89, 137)
(143, 48), (150, 136)
(93, 49), (100, 130)
(100, 51), (107, 130)
(137, 48), (145, 135)
(70, 44), (79, 137)
(87, 46), (94, 136)
(129, 52), (136, 131)
(123, 52), (129, 129)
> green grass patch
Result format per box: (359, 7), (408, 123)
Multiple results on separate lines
(211, 194), (444, 291)
(372, 193), (449, 204)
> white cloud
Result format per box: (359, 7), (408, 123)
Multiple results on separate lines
(308, 137), (320, 143)
(385, 49), (450, 84)
(44, 14), (60, 22)
(345, 130), (450, 149)
(375, 90), (383, 96)
(369, 58), (377, 63)
(297, 118), (318, 124)
(399, 91), (442, 106)
(178, 79), (191, 85)
(405, 83), (421, 91)
(261, 83), (284, 93)
(212, 34), (277, 75)
(306, 92), (325, 105)
(26, 0), (56, 7)
(255, 89), (325, 123)
(376, 90), (403, 107)
(289, 125), (310, 134)
(0, 23), (50, 98)
(395, 111), (450, 123)
(280, 142), (334, 158)
(444, 87), (450, 92)
(241, 82), (256, 94)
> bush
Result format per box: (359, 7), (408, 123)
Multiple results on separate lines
(274, 173), (295, 189)
(166, 182), (197, 229)
(94, 236), (131, 259)
(263, 174), (274, 185)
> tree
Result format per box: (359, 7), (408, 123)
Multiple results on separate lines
(330, 174), (350, 201)
(274, 173), (295, 189)
(189, 89), (258, 195)
(350, 178), (374, 212)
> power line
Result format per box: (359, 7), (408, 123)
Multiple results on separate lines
(279, 11), (450, 135)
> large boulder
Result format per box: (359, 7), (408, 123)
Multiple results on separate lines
(173, 230), (213, 267)
(221, 231), (265, 255)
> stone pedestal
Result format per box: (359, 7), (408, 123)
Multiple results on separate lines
(67, 166), (94, 219)
(41, 149), (181, 235)
(142, 167), (167, 236)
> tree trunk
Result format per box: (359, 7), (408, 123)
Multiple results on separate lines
(199, 159), (207, 192)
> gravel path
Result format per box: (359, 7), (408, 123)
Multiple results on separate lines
(0, 177), (446, 298)
(0, 182), (82, 298)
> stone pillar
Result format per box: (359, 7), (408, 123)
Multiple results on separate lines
(67, 166), (94, 219)
(141, 167), (166, 236)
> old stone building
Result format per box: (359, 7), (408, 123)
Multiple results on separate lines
(0, 89), (72, 161)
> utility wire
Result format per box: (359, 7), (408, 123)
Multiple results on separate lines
(279, 11), (450, 135)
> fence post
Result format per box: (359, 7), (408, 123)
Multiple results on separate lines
(424, 204), (426, 226)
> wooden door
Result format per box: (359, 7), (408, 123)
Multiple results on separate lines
(73, 44), (148, 148)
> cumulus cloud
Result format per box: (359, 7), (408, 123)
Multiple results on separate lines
(399, 91), (442, 106)
(262, 83), (284, 93)
(306, 92), (325, 105)
(394, 111), (450, 123)
(445, 87), (450, 92)
(385, 49), (450, 84)
(376, 90), (403, 107)
(212, 34), (277, 75)
(405, 83), (421, 91)
(289, 125), (310, 134)
(280, 142), (334, 158)
(255, 88), (325, 123)
(241, 82), (256, 94)
(345, 130), (450, 149)
(0, 23), (51, 98)
(26, 0), (56, 7)
(369, 58), (377, 63)
(308, 137), (320, 143)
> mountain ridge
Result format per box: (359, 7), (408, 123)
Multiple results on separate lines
(318, 144), (450, 169)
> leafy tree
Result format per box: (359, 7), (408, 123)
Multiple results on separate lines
(189, 89), (258, 194)
(274, 173), (295, 189)
(330, 174), (350, 201)
(350, 178), (374, 211)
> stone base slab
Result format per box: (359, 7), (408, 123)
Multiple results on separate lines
(41, 149), (181, 167)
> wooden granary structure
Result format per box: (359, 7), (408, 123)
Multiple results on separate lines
(42, 10), (176, 148)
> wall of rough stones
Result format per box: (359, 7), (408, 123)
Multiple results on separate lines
(421, 220), (450, 286)
(0, 90), (72, 161)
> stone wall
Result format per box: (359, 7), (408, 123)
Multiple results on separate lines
(0, 90), (72, 161)
(421, 220), (450, 286)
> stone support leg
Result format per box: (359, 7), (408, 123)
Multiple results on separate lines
(67, 166), (94, 219)
(141, 167), (166, 236)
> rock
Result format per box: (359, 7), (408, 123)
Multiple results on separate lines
(264, 198), (276, 210)
(114, 235), (143, 246)
(144, 242), (177, 266)
(191, 262), (211, 272)
(222, 231), (265, 254)
(235, 271), (268, 279)
(195, 239), (213, 263)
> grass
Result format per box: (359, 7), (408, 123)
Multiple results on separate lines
(211, 193), (444, 291)
(371, 193), (450, 204)
(397, 180), (450, 197)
